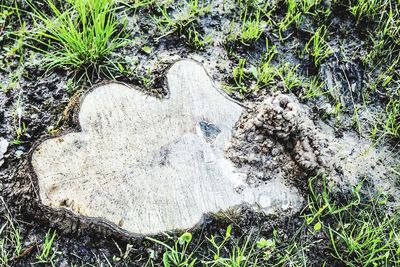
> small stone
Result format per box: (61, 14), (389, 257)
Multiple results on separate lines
(253, 119), (263, 127)
(0, 138), (8, 167)
(15, 150), (24, 159)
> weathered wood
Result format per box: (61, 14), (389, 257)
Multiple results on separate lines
(31, 60), (302, 234)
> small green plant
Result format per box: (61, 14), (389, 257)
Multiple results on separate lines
(276, 63), (303, 91)
(231, 58), (249, 93)
(239, 10), (264, 45)
(0, 214), (22, 267)
(0, 2), (14, 36)
(277, 0), (327, 39)
(153, 0), (210, 37)
(147, 232), (198, 267)
(28, 0), (129, 71)
(304, 25), (333, 66)
(139, 67), (153, 88)
(186, 26), (212, 50)
(124, 0), (156, 11)
(35, 229), (59, 265)
(304, 176), (400, 266)
(382, 99), (400, 139)
(251, 41), (278, 89)
(301, 75), (326, 99)
(349, 0), (384, 21)
(204, 225), (262, 266)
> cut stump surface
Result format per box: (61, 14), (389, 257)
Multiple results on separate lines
(31, 60), (302, 234)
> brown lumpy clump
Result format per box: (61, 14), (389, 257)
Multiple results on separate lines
(228, 94), (331, 184)
(252, 94), (299, 140)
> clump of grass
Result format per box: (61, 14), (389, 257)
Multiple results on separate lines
(379, 98), (400, 140)
(251, 42), (278, 88)
(28, 0), (129, 71)
(186, 25), (212, 50)
(35, 229), (59, 266)
(147, 225), (269, 266)
(147, 232), (198, 267)
(278, 0), (329, 39)
(0, 198), (22, 267)
(203, 225), (262, 266)
(153, 0), (210, 36)
(152, 0), (211, 49)
(235, 9), (265, 45)
(227, 40), (323, 95)
(0, 0), (14, 36)
(232, 58), (248, 93)
(304, 176), (400, 266)
(304, 25), (333, 66)
(124, 0), (156, 11)
(349, 0), (385, 21)
(227, 0), (274, 46)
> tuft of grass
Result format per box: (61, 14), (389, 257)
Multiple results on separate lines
(251, 41), (278, 89)
(28, 0), (129, 72)
(227, 40), (321, 96)
(147, 225), (269, 267)
(382, 98), (400, 139)
(0, 202), (22, 267)
(238, 9), (264, 45)
(349, 0), (385, 21)
(304, 25), (333, 66)
(278, 0), (329, 39)
(0, 0), (14, 36)
(147, 232), (198, 267)
(203, 225), (261, 266)
(153, 0), (210, 36)
(35, 229), (59, 266)
(186, 25), (213, 50)
(305, 176), (400, 267)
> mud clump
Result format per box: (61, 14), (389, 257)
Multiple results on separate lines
(228, 94), (331, 184)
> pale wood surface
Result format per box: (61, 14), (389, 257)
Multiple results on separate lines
(32, 60), (302, 234)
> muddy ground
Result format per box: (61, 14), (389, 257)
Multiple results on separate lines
(0, 0), (399, 266)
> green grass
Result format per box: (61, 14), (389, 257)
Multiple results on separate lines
(380, 99), (400, 140)
(304, 25), (333, 66)
(349, 0), (386, 21)
(147, 225), (266, 267)
(28, 0), (129, 72)
(222, 0), (400, 143)
(251, 41), (278, 89)
(0, 0), (399, 265)
(277, 0), (329, 39)
(0, 0), (13, 36)
(147, 232), (198, 267)
(35, 230), (59, 266)
(153, 0), (210, 37)
(186, 25), (213, 50)
(304, 176), (400, 266)
(0, 201), (22, 267)
(236, 9), (264, 45)
(144, 176), (400, 267)
(204, 226), (261, 266)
